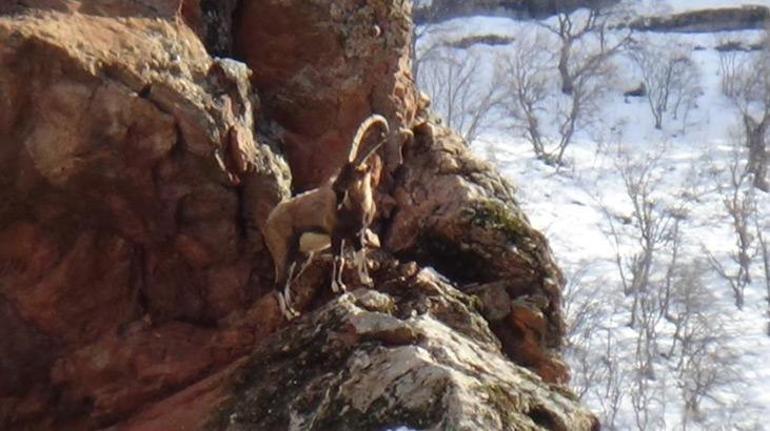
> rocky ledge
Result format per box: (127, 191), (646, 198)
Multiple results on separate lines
(631, 5), (770, 33)
(211, 267), (598, 431)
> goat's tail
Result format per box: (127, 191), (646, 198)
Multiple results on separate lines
(348, 114), (389, 164)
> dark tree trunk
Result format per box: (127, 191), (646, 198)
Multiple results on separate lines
(558, 42), (573, 95)
(744, 114), (770, 192)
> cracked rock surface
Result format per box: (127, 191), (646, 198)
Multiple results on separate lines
(388, 124), (570, 384)
(214, 268), (598, 431)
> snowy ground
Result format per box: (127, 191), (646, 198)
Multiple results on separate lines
(417, 2), (770, 429)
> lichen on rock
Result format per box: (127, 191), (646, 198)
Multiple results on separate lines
(212, 269), (598, 431)
(387, 123), (570, 384)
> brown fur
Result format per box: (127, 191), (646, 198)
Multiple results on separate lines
(262, 114), (389, 290)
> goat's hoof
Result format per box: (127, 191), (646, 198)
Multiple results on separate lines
(360, 274), (373, 286)
(275, 291), (300, 320)
(331, 280), (347, 293)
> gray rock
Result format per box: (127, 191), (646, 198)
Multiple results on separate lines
(215, 269), (599, 431)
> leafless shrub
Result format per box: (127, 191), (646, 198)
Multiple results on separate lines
(665, 260), (739, 427)
(718, 44), (746, 99)
(563, 265), (625, 429)
(417, 47), (501, 144)
(755, 215), (770, 335)
(706, 133), (757, 310)
(496, 30), (552, 159)
(724, 34), (770, 191)
(629, 365), (665, 431)
(629, 39), (702, 130)
(497, 27), (613, 166)
(604, 147), (683, 328)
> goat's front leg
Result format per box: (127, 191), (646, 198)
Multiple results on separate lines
(331, 239), (347, 293)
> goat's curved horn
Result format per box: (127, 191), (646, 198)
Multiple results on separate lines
(348, 114), (390, 163)
(357, 140), (385, 166)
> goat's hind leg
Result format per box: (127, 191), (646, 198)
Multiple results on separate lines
(294, 251), (315, 282)
(278, 262), (300, 320)
(275, 287), (300, 320)
(356, 248), (372, 285)
(331, 239), (347, 293)
(355, 231), (372, 286)
(275, 290), (299, 321)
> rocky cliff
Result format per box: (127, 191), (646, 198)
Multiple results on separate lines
(631, 5), (770, 33)
(0, 1), (596, 429)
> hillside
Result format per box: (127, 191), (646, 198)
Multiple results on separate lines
(415, 1), (770, 429)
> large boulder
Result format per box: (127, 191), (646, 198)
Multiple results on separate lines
(0, 10), (290, 429)
(234, 0), (419, 189)
(0, 0), (239, 55)
(129, 265), (599, 431)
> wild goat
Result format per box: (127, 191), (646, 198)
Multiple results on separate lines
(262, 114), (389, 319)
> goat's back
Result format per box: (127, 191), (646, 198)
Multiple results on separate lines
(289, 186), (337, 234)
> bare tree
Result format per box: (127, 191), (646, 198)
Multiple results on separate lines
(552, 54), (614, 166)
(718, 42), (747, 100)
(540, 2), (630, 95)
(706, 135), (757, 310)
(597, 328), (626, 431)
(629, 364), (665, 431)
(498, 28), (612, 166)
(497, 31), (552, 159)
(725, 34), (770, 191)
(563, 265), (625, 429)
(412, 3), (453, 79)
(546, 7), (597, 95)
(755, 215), (770, 334)
(629, 39), (701, 130)
(417, 47), (501, 144)
(665, 260), (740, 427)
(601, 146), (742, 426)
(604, 147), (681, 327)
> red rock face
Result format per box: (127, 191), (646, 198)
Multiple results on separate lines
(234, 0), (419, 190)
(0, 10), (289, 429)
(0, 0), (184, 16)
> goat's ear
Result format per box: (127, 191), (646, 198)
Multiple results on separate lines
(348, 114), (390, 163)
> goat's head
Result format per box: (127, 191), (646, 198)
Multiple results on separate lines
(333, 115), (389, 203)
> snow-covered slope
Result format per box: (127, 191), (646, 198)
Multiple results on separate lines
(416, 2), (770, 429)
